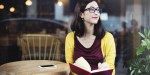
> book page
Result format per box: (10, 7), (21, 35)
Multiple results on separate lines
(90, 68), (111, 73)
(74, 57), (91, 71)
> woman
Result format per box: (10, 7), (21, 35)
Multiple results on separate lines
(65, 0), (116, 75)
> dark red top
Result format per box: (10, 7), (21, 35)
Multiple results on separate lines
(73, 35), (104, 70)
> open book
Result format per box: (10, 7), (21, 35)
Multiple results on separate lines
(69, 57), (113, 75)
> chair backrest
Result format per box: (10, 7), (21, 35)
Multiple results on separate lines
(18, 34), (61, 60)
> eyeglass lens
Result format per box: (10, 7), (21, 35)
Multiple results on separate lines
(85, 7), (102, 13)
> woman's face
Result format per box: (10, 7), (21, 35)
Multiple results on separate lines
(81, 1), (100, 24)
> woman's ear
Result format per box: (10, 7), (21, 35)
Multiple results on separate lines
(80, 12), (84, 19)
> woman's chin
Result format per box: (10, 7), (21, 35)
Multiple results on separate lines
(90, 20), (98, 24)
(91, 21), (98, 24)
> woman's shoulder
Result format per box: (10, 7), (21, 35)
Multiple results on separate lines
(66, 31), (75, 39)
(66, 31), (75, 36)
(103, 31), (114, 39)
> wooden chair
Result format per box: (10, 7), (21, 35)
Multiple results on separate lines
(18, 34), (62, 60)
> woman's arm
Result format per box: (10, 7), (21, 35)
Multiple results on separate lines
(104, 32), (116, 69)
(65, 32), (75, 64)
(101, 32), (116, 75)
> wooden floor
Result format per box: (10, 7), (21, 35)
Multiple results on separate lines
(116, 52), (128, 75)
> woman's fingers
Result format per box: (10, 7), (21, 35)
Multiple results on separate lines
(98, 62), (102, 69)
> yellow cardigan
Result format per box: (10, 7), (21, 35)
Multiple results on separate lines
(65, 32), (116, 75)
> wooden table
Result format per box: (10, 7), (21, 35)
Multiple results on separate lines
(0, 60), (70, 75)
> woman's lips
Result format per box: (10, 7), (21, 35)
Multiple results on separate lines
(92, 17), (99, 19)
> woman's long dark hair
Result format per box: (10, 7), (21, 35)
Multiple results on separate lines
(71, 0), (105, 40)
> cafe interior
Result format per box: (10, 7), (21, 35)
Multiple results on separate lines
(0, 0), (150, 75)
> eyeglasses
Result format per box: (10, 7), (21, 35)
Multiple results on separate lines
(84, 7), (102, 13)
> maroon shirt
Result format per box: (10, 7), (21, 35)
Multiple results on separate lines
(73, 35), (104, 70)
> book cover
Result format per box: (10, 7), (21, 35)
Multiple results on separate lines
(69, 57), (113, 75)
(69, 63), (113, 75)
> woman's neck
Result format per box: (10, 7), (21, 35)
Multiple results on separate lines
(84, 22), (94, 37)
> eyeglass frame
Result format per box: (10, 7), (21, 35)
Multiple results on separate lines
(84, 7), (102, 13)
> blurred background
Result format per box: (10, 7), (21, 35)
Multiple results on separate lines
(0, 0), (150, 75)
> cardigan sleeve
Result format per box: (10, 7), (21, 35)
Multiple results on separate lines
(65, 32), (74, 64)
(102, 32), (116, 69)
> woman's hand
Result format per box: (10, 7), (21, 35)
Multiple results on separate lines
(98, 62), (109, 69)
